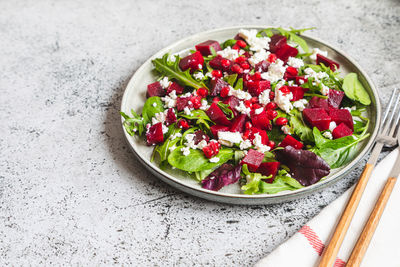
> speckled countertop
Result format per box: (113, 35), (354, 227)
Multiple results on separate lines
(1, 0), (399, 266)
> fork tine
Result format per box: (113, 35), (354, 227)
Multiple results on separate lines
(382, 88), (400, 136)
(381, 88), (398, 126)
(389, 89), (400, 138)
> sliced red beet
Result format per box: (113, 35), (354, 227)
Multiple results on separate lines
(165, 108), (177, 126)
(146, 82), (165, 98)
(179, 51), (204, 72)
(210, 78), (230, 96)
(316, 54), (340, 71)
(206, 102), (232, 126)
(307, 96), (329, 112)
(288, 86), (308, 101)
(246, 80), (271, 97)
(249, 127), (269, 144)
(279, 135), (303, 149)
(146, 122), (164, 145)
(210, 125), (229, 138)
(176, 97), (193, 111)
(241, 149), (265, 172)
(328, 89), (345, 109)
(229, 114), (247, 133)
(166, 82), (184, 95)
(195, 40), (221, 56)
(223, 96), (240, 116)
(193, 130), (210, 144)
(257, 162), (280, 182)
(329, 108), (354, 131)
(269, 34), (287, 53)
(209, 55), (232, 72)
(332, 123), (353, 139)
(303, 108), (332, 131)
(251, 110), (271, 130)
(254, 60), (270, 72)
(284, 66), (298, 80)
(275, 44), (298, 62)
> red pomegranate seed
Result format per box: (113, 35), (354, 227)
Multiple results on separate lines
(265, 102), (277, 110)
(267, 53), (277, 63)
(231, 64), (243, 74)
(191, 96), (202, 109)
(252, 72), (261, 81)
(221, 59), (231, 68)
(178, 119), (190, 129)
(211, 69), (222, 78)
(267, 140), (275, 149)
(245, 121), (252, 130)
(243, 130), (251, 140)
(220, 87), (230, 98)
(240, 62), (250, 69)
(252, 103), (261, 110)
(212, 97), (221, 104)
(244, 100), (252, 108)
(202, 146), (213, 159)
(232, 44), (240, 50)
(236, 40), (247, 48)
(269, 91), (275, 100)
(280, 86), (290, 95)
(235, 56), (246, 64)
(266, 109), (278, 120)
(275, 117), (288, 126)
(197, 87), (208, 98)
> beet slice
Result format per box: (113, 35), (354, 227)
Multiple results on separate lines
(254, 60), (270, 72)
(166, 82), (184, 95)
(269, 34), (287, 53)
(284, 66), (298, 80)
(316, 54), (340, 71)
(257, 162), (280, 182)
(279, 135), (303, 149)
(276, 146), (330, 186)
(329, 108), (354, 131)
(193, 130), (210, 144)
(303, 108), (332, 131)
(210, 125), (229, 138)
(249, 127), (269, 144)
(328, 89), (345, 109)
(223, 96), (240, 116)
(332, 123), (353, 139)
(146, 122), (164, 145)
(240, 149), (265, 172)
(229, 114), (247, 133)
(307, 96), (329, 112)
(210, 78), (230, 96)
(275, 44), (298, 62)
(179, 51), (204, 71)
(195, 40), (221, 56)
(251, 110), (271, 130)
(246, 80), (271, 97)
(165, 108), (176, 126)
(209, 55), (232, 72)
(146, 82), (165, 98)
(176, 97), (193, 111)
(206, 102), (232, 126)
(288, 86), (308, 101)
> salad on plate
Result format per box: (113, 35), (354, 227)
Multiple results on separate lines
(121, 27), (371, 195)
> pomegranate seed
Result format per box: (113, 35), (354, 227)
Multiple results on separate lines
(245, 121), (253, 130)
(275, 117), (288, 126)
(267, 140), (275, 149)
(252, 103), (261, 110)
(221, 59), (231, 68)
(211, 69), (222, 78)
(220, 87), (230, 98)
(240, 62), (250, 69)
(286, 66), (298, 76)
(231, 64), (243, 74)
(252, 72), (261, 81)
(267, 53), (277, 63)
(265, 102), (277, 110)
(250, 97), (258, 104)
(236, 40), (247, 48)
(202, 146), (213, 159)
(197, 87), (208, 98)
(212, 97), (220, 103)
(178, 119), (190, 129)
(269, 91), (275, 100)
(244, 100), (252, 108)
(191, 96), (202, 109)
(243, 130), (251, 140)
(266, 109), (278, 120)
(232, 44), (240, 50)
(280, 86), (291, 95)
(235, 56), (246, 64)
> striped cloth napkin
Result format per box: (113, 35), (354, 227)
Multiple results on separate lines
(256, 148), (400, 267)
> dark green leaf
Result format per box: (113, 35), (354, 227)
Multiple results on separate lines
(343, 73), (371, 105)
(289, 109), (314, 142)
(217, 102), (234, 120)
(142, 96), (165, 124)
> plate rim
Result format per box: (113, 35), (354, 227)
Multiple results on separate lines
(120, 25), (381, 203)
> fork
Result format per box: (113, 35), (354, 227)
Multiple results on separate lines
(318, 88), (400, 267)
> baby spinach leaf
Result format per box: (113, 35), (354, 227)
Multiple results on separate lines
(234, 78), (243, 90)
(154, 128), (182, 162)
(290, 109), (314, 143)
(167, 147), (234, 172)
(343, 73), (371, 105)
(120, 110), (145, 136)
(222, 39), (237, 49)
(152, 53), (207, 90)
(195, 169), (215, 181)
(142, 96), (164, 124)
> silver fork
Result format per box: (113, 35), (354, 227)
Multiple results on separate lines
(319, 88), (400, 267)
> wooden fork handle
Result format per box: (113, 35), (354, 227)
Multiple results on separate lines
(346, 177), (397, 267)
(318, 163), (374, 267)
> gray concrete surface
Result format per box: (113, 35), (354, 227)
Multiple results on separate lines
(1, 0), (399, 265)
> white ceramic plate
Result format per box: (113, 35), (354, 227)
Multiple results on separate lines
(121, 26), (381, 205)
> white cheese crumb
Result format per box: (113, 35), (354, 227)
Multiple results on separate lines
(321, 84), (330, 96)
(184, 134), (197, 149)
(310, 48), (328, 61)
(252, 133), (271, 153)
(183, 107), (193, 116)
(329, 121), (337, 131)
(162, 124), (168, 134)
(281, 125), (291, 135)
(248, 50), (270, 67)
(228, 87), (252, 100)
(169, 145), (177, 152)
(199, 99), (210, 110)
(238, 29), (270, 52)
(235, 101), (251, 116)
(218, 131), (243, 144)
(293, 99), (308, 111)
(240, 139), (252, 150)
(205, 72), (213, 78)
(209, 157), (220, 163)
(152, 102), (157, 107)
(259, 89), (271, 105)
(168, 54), (177, 62)
(193, 72), (204, 80)
(181, 146), (190, 156)
(152, 111), (167, 125)
(217, 46), (240, 60)
(161, 90), (178, 108)
(274, 89), (293, 114)
(287, 57), (304, 68)
(170, 132), (182, 139)
(260, 59), (287, 83)
(323, 131), (333, 140)
(254, 107), (264, 115)
(197, 140), (208, 150)
(198, 64), (203, 69)
(159, 77), (171, 89)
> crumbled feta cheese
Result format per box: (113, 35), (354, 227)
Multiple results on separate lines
(209, 157), (220, 163)
(287, 57), (304, 68)
(238, 29), (270, 52)
(217, 46), (240, 60)
(260, 59), (287, 83)
(218, 131), (243, 144)
(274, 89), (293, 114)
(169, 145), (177, 152)
(293, 99), (308, 111)
(170, 132), (182, 139)
(228, 87), (252, 100)
(252, 133), (270, 153)
(321, 84), (330, 96)
(162, 124), (168, 134)
(205, 72), (213, 78)
(181, 147), (190, 156)
(288, 80), (295, 86)
(329, 121), (337, 131)
(299, 79), (305, 85)
(168, 54), (177, 62)
(193, 72), (204, 80)
(199, 99), (210, 110)
(159, 77), (171, 89)
(254, 107), (264, 115)
(197, 140), (208, 150)
(258, 89), (271, 105)
(248, 50), (270, 66)
(181, 92), (192, 98)
(183, 107), (193, 116)
(152, 111), (167, 125)
(161, 90), (178, 108)
(198, 64), (203, 69)
(219, 140), (233, 147)
(275, 80), (286, 90)
(281, 125), (291, 135)
(343, 107), (352, 112)
(323, 131), (333, 140)
(235, 101), (251, 116)
(310, 48), (328, 61)
(240, 139), (252, 150)
(184, 134), (197, 149)
(304, 67), (329, 88)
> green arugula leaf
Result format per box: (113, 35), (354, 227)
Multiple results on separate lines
(289, 109), (314, 142)
(217, 102), (234, 120)
(180, 110), (214, 129)
(152, 53), (207, 90)
(167, 147), (234, 172)
(234, 78), (243, 90)
(276, 27), (310, 53)
(120, 110), (145, 136)
(142, 96), (165, 124)
(343, 73), (371, 105)
(224, 74), (238, 87)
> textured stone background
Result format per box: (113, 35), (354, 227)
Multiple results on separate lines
(1, 0), (399, 266)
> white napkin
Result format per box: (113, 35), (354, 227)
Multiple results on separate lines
(256, 148), (400, 267)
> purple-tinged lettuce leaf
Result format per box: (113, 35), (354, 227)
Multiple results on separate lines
(276, 146), (330, 186)
(201, 164), (242, 191)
